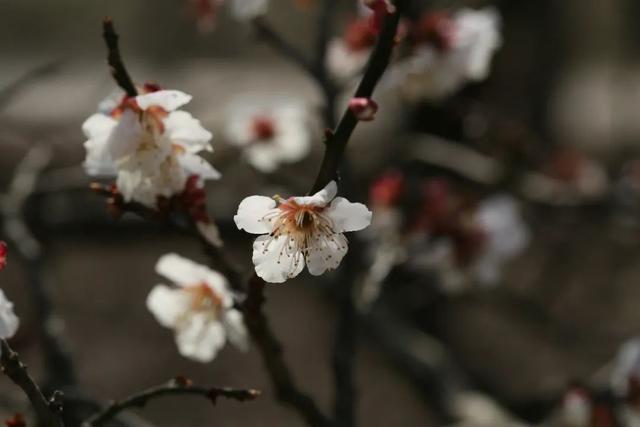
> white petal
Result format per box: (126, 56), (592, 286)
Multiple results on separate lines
(222, 309), (249, 351)
(305, 232), (348, 276)
(234, 196), (277, 234)
(165, 111), (213, 153)
(83, 115), (118, 176)
(175, 314), (226, 362)
(155, 253), (206, 286)
(107, 110), (144, 161)
(196, 221), (223, 249)
(0, 289), (19, 339)
(146, 285), (191, 328)
(82, 113), (117, 139)
(230, 0), (268, 20)
(272, 125), (311, 162)
(294, 181), (338, 206)
(136, 90), (192, 111)
(325, 197), (372, 233)
(252, 235), (305, 283)
(245, 145), (283, 173)
(178, 153), (221, 180)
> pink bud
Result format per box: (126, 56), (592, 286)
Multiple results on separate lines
(349, 97), (378, 121)
(363, 0), (396, 34)
(0, 241), (7, 271)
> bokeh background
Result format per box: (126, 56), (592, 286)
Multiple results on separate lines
(1, 0), (639, 426)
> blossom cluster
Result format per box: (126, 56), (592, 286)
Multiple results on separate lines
(83, 87), (220, 209)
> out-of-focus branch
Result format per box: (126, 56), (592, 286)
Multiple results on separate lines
(242, 276), (332, 427)
(102, 18), (138, 97)
(0, 340), (65, 427)
(407, 134), (610, 206)
(0, 61), (61, 111)
(310, 3), (402, 194)
(82, 379), (260, 427)
(1, 146), (78, 390)
(253, 18), (318, 80)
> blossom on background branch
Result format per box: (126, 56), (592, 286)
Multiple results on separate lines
(82, 378), (260, 427)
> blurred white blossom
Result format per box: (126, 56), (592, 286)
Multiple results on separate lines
(82, 88), (220, 207)
(225, 98), (311, 173)
(234, 181), (372, 283)
(327, 17), (377, 81)
(471, 195), (529, 285)
(0, 289), (19, 354)
(147, 253), (247, 362)
(390, 8), (501, 101)
(230, 0), (268, 21)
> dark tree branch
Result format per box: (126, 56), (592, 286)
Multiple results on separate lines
(0, 61), (61, 112)
(82, 379), (260, 427)
(0, 340), (65, 427)
(102, 18), (138, 97)
(310, 4), (402, 194)
(1, 146), (78, 390)
(253, 18), (318, 79)
(242, 276), (332, 427)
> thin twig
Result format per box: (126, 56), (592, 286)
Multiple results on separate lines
(243, 276), (332, 427)
(1, 146), (78, 390)
(0, 61), (62, 111)
(102, 18), (138, 97)
(82, 379), (260, 427)
(310, 3), (401, 194)
(0, 340), (65, 427)
(253, 18), (317, 79)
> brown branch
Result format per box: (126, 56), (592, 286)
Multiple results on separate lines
(0, 340), (65, 427)
(82, 379), (260, 427)
(242, 276), (331, 427)
(102, 18), (138, 97)
(0, 61), (61, 111)
(253, 18), (319, 84)
(310, 3), (402, 194)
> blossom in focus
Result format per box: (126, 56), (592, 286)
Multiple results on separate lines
(349, 97), (379, 121)
(0, 241), (7, 271)
(225, 99), (311, 173)
(390, 8), (501, 101)
(234, 181), (372, 283)
(146, 253), (248, 362)
(327, 17), (378, 81)
(82, 87), (220, 208)
(0, 289), (19, 355)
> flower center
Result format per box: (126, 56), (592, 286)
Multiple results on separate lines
(256, 198), (348, 278)
(185, 283), (223, 315)
(414, 12), (456, 53)
(251, 116), (276, 141)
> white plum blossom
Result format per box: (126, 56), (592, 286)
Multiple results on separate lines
(234, 181), (372, 283)
(230, 0), (268, 21)
(225, 99), (311, 173)
(82, 88), (220, 207)
(0, 289), (19, 355)
(146, 253), (248, 362)
(391, 8), (501, 101)
(470, 195), (529, 285)
(412, 194), (528, 292)
(327, 17), (378, 81)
